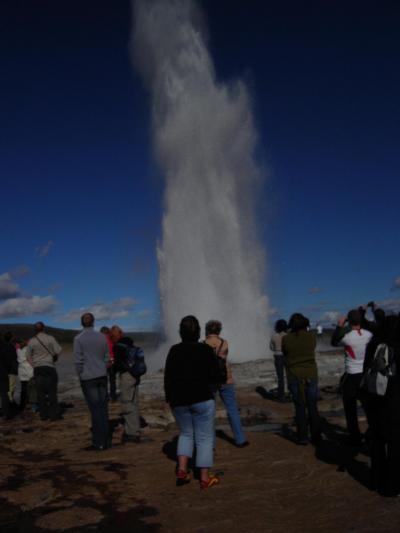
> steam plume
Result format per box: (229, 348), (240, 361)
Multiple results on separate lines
(132, 0), (269, 366)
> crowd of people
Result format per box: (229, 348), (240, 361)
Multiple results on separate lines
(271, 302), (400, 497)
(1, 301), (400, 495)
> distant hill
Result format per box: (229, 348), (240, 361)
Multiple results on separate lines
(0, 323), (160, 347)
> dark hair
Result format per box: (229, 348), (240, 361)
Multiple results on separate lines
(288, 313), (309, 333)
(81, 313), (95, 328)
(34, 321), (45, 333)
(100, 326), (110, 334)
(179, 315), (200, 342)
(274, 319), (288, 333)
(347, 309), (361, 327)
(205, 320), (222, 336)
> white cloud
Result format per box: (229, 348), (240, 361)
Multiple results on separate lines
(0, 295), (57, 318)
(392, 277), (400, 290)
(0, 273), (20, 300)
(376, 299), (400, 312)
(36, 240), (54, 257)
(308, 287), (322, 295)
(137, 309), (151, 319)
(59, 297), (138, 323)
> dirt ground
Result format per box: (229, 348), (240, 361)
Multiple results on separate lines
(1, 385), (400, 532)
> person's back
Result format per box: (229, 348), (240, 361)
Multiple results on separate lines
(270, 331), (286, 355)
(341, 328), (372, 374)
(283, 330), (317, 378)
(165, 342), (218, 407)
(74, 328), (108, 381)
(1, 334), (18, 375)
(27, 331), (61, 369)
(74, 313), (109, 450)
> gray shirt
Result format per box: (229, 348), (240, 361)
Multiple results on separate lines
(74, 327), (109, 381)
(26, 332), (62, 369)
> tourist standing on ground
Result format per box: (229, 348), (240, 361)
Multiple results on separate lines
(110, 325), (142, 443)
(74, 313), (110, 450)
(282, 313), (321, 445)
(362, 315), (400, 496)
(331, 309), (373, 446)
(205, 319), (248, 447)
(100, 326), (117, 401)
(0, 337), (12, 418)
(2, 332), (18, 404)
(17, 340), (34, 410)
(164, 315), (224, 488)
(26, 322), (62, 421)
(269, 319), (288, 402)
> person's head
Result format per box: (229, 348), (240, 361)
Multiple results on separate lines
(347, 309), (361, 327)
(34, 321), (45, 334)
(179, 315), (200, 342)
(81, 313), (94, 328)
(3, 331), (13, 343)
(109, 325), (123, 343)
(274, 319), (288, 333)
(205, 320), (222, 336)
(374, 308), (386, 326)
(100, 326), (110, 334)
(288, 313), (309, 333)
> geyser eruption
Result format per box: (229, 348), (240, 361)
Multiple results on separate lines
(132, 0), (269, 364)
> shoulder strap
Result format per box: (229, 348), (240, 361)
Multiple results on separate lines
(35, 335), (55, 356)
(216, 338), (224, 356)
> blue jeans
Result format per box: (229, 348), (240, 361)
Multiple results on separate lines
(81, 376), (109, 448)
(219, 384), (247, 445)
(274, 355), (286, 398)
(173, 399), (215, 468)
(288, 377), (320, 442)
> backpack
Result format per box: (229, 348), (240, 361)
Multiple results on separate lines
(117, 343), (147, 380)
(361, 343), (396, 396)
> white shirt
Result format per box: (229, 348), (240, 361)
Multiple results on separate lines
(340, 328), (373, 374)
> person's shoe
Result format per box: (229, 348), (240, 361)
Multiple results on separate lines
(121, 433), (141, 444)
(84, 444), (106, 451)
(236, 441), (250, 448)
(176, 469), (191, 487)
(200, 475), (220, 489)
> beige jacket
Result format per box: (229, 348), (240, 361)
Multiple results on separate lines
(26, 332), (62, 369)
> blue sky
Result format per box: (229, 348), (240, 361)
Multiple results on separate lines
(1, 0), (400, 331)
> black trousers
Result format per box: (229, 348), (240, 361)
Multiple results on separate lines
(342, 372), (365, 439)
(274, 355), (286, 398)
(34, 366), (60, 420)
(107, 366), (117, 400)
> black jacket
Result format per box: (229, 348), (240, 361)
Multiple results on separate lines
(164, 341), (223, 407)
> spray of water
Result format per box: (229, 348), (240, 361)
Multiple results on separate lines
(132, 0), (269, 368)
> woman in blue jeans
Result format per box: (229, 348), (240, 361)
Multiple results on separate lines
(282, 313), (321, 445)
(205, 320), (248, 447)
(164, 316), (224, 489)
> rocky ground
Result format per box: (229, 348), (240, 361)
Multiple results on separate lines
(1, 352), (400, 532)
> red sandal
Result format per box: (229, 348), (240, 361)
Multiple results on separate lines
(176, 469), (191, 486)
(200, 475), (220, 489)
